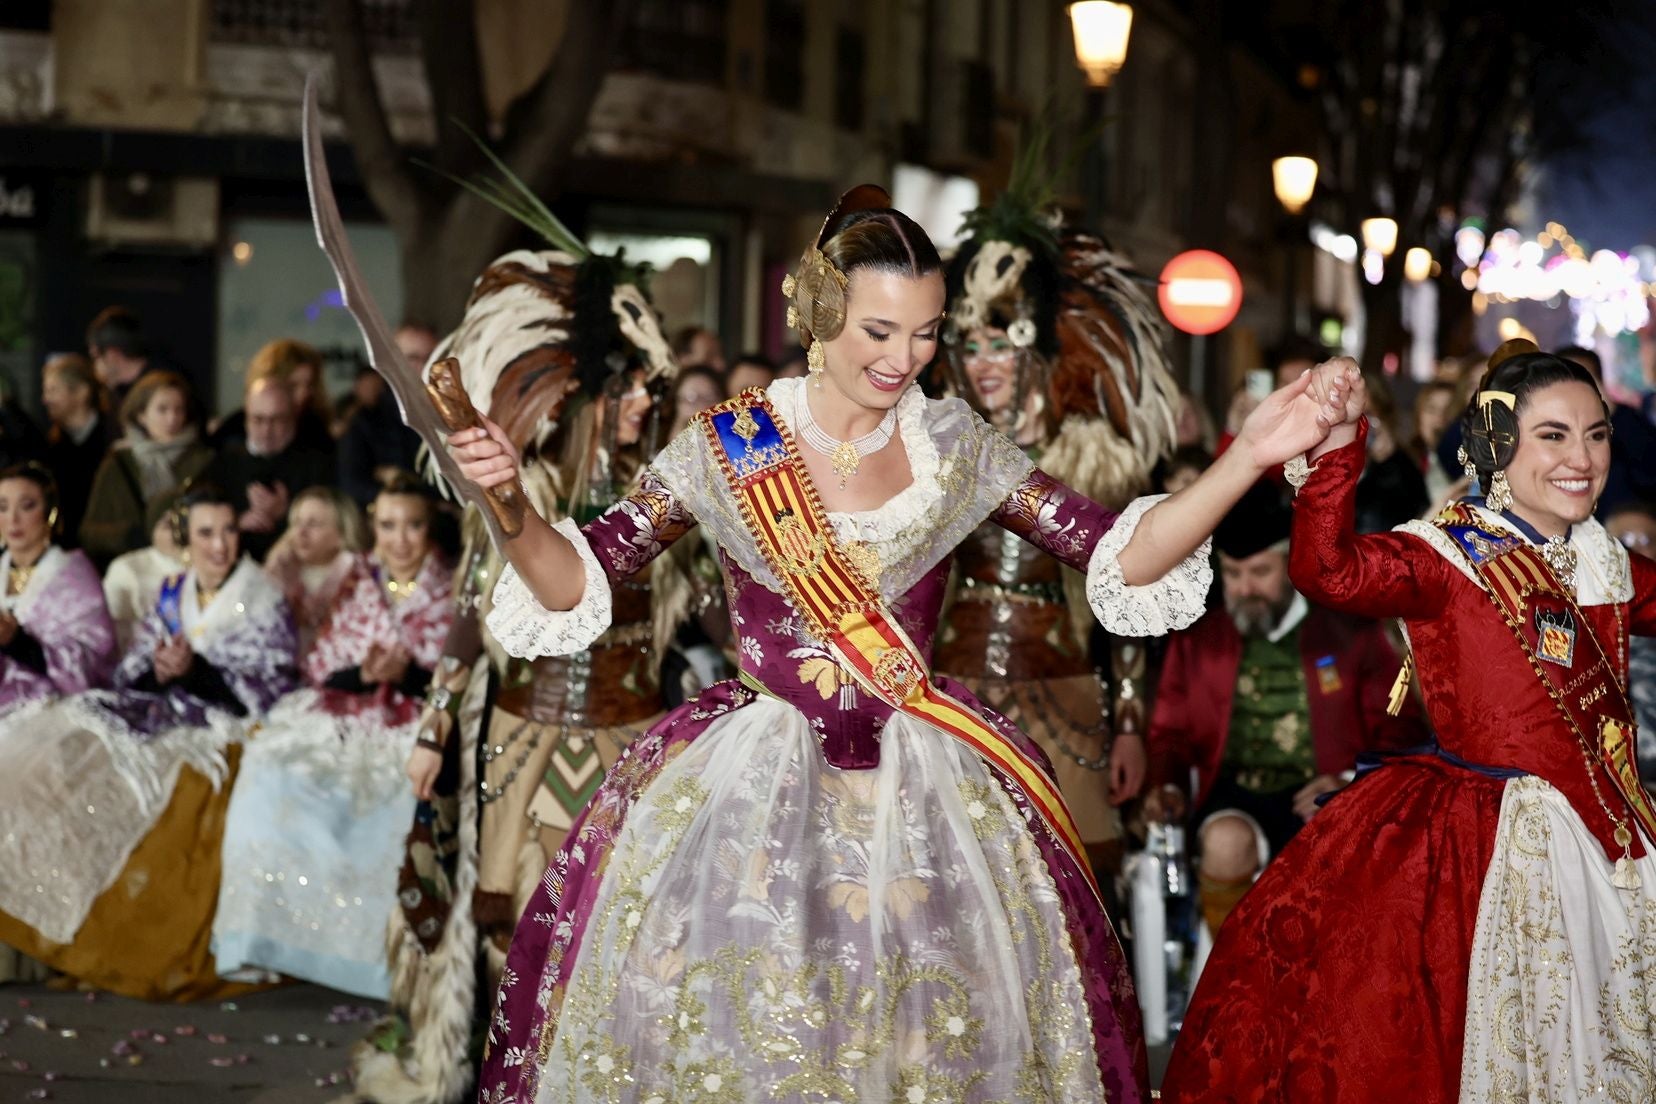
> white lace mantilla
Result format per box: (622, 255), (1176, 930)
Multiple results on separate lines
(487, 517), (612, 660)
(1086, 494), (1211, 637)
(1396, 505), (1632, 607)
(652, 376), (1034, 601)
(1460, 776), (1656, 1101)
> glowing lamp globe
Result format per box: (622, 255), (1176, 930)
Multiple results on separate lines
(1069, 2), (1134, 88)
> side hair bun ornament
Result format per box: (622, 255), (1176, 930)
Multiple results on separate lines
(782, 184), (890, 346)
(1465, 337), (1538, 473)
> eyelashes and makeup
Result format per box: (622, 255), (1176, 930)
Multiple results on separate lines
(861, 328), (940, 343)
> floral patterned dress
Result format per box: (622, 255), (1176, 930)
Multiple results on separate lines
(213, 551), (454, 998)
(476, 378), (1210, 1103)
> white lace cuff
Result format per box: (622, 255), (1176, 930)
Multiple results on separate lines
(484, 517), (612, 659)
(1086, 494), (1212, 637)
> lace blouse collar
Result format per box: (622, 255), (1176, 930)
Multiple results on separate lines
(766, 376), (942, 538)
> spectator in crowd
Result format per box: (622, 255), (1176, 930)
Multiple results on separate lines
(1604, 503), (1656, 783)
(671, 325), (726, 374)
(218, 376), (336, 561)
(1268, 334), (1329, 387)
(332, 363), (383, 438)
(211, 338), (334, 453)
(85, 306), (156, 411)
(1409, 379), (1459, 505)
(1555, 344), (1656, 515)
(79, 371), (213, 566)
(726, 352), (777, 396)
(103, 492), (185, 652)
(41, 353), (112, 546)
(1159, 444), (1213, 496)
(1175, 386), (1218, 451)
(1353, 376), (1428, 532)
(776, 352), (809, 380)
(669, 365), (726, 438)
(339, 324), (429, 505)
(1144, 482), (1427, 938)
(262, 486), (365, 655)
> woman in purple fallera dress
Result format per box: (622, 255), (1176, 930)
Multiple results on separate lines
(447, 190), (1348, 1104)
(0, 464), (117, 719)
(0, 464), (117, 983)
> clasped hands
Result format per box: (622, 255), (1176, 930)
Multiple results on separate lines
(1229, 357), (1367, 472)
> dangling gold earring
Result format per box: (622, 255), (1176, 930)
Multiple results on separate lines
(1456, 444), (1476, 483)
(46, 507), (58, 534)
(1486, 469), (1513, 512)
(807, 341), (827, 390)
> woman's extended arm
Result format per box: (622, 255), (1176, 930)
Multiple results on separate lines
(447, 419), (587, 611)
(1115, 368), (1347, 585)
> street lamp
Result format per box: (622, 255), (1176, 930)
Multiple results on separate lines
(1272, 157), (1318, 335)
(1404, 247), (1433, 283)
(1271, 157), (1318, 215)
(1069, 2), (1134, 88)
(1362, 217), (1399, 258)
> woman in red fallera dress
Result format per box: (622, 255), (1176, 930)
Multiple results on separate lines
(1162, 345), (1656, 1102)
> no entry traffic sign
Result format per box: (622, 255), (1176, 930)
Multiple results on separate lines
(1158, 250), (1242, 335)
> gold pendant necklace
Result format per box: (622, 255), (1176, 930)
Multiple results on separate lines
(6, 565), (32, 597)
(385, 576), (419, 603)
(828, 442), (862, 488)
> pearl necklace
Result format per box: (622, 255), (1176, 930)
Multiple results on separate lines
(796, 394), (898, 489)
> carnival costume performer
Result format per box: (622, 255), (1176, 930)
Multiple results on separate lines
(348, 218), (690, 1103)
(936, 142), (1178, 868)
(1163, 344), (1656, 1102)
(0, 463), (118, 983)
(213, 476), (453, 998)
(452, 188), (1350, 1104)
(0, 484), (296, 1000)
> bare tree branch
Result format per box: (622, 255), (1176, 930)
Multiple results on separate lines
(413, 0), (488, 178)
(325, 0), (422, 233)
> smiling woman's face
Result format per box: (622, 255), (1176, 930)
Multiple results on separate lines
(816, 269), (945, 414)
(1501, 380), (1610, 534)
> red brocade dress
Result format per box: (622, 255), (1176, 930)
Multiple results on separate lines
(1161, 431), (1656, 1103)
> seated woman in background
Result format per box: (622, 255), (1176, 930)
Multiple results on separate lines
(214, 474), (453, 999)
(103, 492), (187, 652)
(79, 371), (214, 566)
(262, 485), (366, 655)
(0, 463), (117, 716)
(0, 483), (296, 1000)
(0, 463), (118, 983)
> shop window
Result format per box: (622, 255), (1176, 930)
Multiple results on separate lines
(216, 217), (403, 415)
(587, 228), (720, 342)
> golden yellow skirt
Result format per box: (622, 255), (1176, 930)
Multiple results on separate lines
(0, 746), (268, 1002)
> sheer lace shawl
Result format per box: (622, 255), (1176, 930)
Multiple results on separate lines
(651, 376), (1034, 601)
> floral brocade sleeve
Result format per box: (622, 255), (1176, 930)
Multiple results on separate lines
(990, 468), (1212, 637)
(486, 469), (697, 659)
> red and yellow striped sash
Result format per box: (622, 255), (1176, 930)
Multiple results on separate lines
(700, 390), (1102, 903)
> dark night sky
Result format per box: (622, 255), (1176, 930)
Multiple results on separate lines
(1534, 10), (1656, 252)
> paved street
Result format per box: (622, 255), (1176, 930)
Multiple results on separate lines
(0, 984), (381, 1103)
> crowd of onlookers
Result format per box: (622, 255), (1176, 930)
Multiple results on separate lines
(2, 311), (805, 643)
